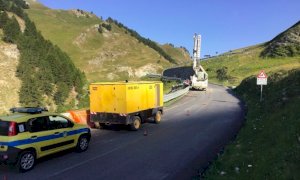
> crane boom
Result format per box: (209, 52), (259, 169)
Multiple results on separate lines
(190, 33), (208, 90)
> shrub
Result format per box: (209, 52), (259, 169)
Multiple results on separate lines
(216, 66), (228, 80)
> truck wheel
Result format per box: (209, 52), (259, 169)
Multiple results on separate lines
(17, 150), (36, 173)
(154, 111), (162, 124)
(130, 116), (141, 131)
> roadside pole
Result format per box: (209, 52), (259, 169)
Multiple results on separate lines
(257, 70), (268, 102)
(260, 85), (263, 102)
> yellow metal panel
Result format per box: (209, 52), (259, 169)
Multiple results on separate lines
(147, 84), (155, 109)
(159, 83), (164, 107)
(90, 81), (163, 114)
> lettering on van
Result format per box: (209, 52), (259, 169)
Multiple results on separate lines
(149, 85), (153, 89)
(92, 87), (98, 90)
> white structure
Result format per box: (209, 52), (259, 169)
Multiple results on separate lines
(191, 33), (208, 90)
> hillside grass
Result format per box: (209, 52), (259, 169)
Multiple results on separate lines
(201, 45), (300, 86)
(161, 44), (191, 65)
(25, 3), (181, 82)
(203, 69), (300, 179)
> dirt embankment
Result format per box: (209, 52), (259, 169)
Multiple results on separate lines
(0, 42), (21, 114)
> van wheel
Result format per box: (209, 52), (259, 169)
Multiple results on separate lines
(154, 111), (162, 124)
(17, 150), (36, 173)
(130, 116), (141, 131)
(76, 135), (89, 152)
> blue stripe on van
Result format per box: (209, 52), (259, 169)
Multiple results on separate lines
(0, 128), (90, 147)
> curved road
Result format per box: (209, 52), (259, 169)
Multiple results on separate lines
(1, 84), (244, 180)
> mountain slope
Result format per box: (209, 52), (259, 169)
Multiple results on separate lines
(161, 43), (191, 65)
(25, 1), (189, 82)
(0, 42), (21, 113)
(261, 21), (300, 58)
(0, 0), (86, 113)
(201, 45), (300, 86)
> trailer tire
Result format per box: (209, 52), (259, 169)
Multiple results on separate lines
(154, 111), (162, 124)
(94, 122), (106, 129)
(130, 116), (141, 131)
(94, 122), (101, 129)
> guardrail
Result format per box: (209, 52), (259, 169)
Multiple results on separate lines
(163, 86), (190, 102)
(147, 74), (190, 102)
(147, 74), (182, 81)
(147, 74), (161, 78)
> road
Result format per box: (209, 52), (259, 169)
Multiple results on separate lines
(1, 84), (244, 180)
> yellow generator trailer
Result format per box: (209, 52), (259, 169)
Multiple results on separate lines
(89, 81), (163, 130)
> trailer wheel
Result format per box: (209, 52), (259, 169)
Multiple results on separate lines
(154, 111), (162, 124)
(94, 122), (101, 129)
(130, 116), (141, 131)
(94, 122), (105, 129)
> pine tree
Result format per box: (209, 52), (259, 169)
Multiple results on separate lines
(19, 77), (43, 106)
(0, 0), (8, 11)
(12, 0), (29, 9)
(0, 12), (9, 28)
(3, 0), (87, 110)
(10, 4), (25, 18)
(3, 16), (21, 43)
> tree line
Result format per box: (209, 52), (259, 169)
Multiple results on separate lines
(0, 0), (87, 112)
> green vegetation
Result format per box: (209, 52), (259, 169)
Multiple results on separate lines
(2, 15), (20, 43)
(25, 4), (180, 82)
(161, 43), (191, 65)
(201, 45), (300, 86)
(0, 0), (29, 12)
(107, 17), (177, 64)
(0, 0), (86, 112)
(201, 20), (300, 179)
(204, 69), (300, 179)
(216, 66), (229, 81)
(101, 23), (111, 31)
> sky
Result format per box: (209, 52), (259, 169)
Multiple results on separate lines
(39, 0), (300, 57)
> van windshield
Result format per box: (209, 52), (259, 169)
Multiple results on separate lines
(0, 120), (9, 136)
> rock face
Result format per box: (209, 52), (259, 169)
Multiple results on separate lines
(261, 21), (300, 58)
(0, 43), (21, 114)
(69, 9), (95, 18)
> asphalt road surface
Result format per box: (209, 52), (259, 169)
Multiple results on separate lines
(1, 84), (244, 180)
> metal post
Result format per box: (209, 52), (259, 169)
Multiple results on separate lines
(260, 85), (263, 102)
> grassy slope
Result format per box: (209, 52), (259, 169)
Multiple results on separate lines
(204, 69), (300, 179)
(25, 2), (186, 82)
(201, 45), (300, 86)
(161, 44), (191, 65)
